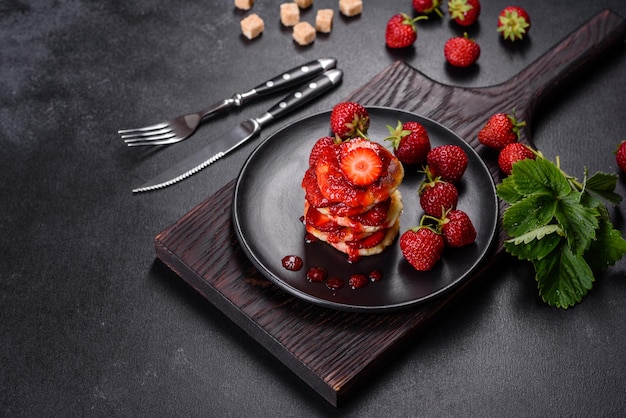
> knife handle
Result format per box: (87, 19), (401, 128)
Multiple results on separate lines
(241, 58), (337, 101)
(256, 69), (343, 126)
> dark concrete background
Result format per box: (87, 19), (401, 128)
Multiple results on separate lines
(2, 0), (626, 416)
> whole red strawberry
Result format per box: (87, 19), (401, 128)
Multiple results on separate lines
(385, 120), (431, 165)
(419, 177), (458, 218)
(478, 112), (526, 150)
(442, 209), (476, 247)
(426, 144), (468, 183)
(400, 226), (445, 271)
(448, 0), (480, 27)
(444, 33), (480, 68)
(497, 6), (531, 41)
(309, 136), (337, 167)
(615, 141), (626, 173)
(498, 142), (536, 175)
(385, 13), (428, 49)
(330, 102), (370, 140)
(413, 0), (443, 17)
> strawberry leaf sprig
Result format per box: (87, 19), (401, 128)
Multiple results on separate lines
(496, 152), (626, 308)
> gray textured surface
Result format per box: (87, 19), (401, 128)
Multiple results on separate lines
(2, 0), (626, 416)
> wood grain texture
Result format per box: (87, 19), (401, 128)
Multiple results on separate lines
(154, 10), (626, 406)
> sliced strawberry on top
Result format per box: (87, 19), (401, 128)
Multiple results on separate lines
(309, 136), (337, 167)
(340, 147), (383, 187)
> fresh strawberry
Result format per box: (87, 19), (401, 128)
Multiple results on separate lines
(443, 32), (480, 68)
(309, 136), (337, 167)
(412, 0), (443, 17)
(385, 13), (428, 49)
(616, 141), (626, 173)
(441, 209), (476, 247)
(330, 102), (370, 140)
(385, 120), (431, 165)
(478, 112), (526, 150)
(400, 225), (445, 271)
(497, 6), (531, 41)
(340, 147), (383, 186)
(426, 144), (468, 183)
(448, 0), (480, 27)
(498, 142), (536, 175)
(419, 176), (458, 218)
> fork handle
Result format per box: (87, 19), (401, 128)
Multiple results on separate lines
(255, 69), (343, 127)
(241, 57), (337, 101)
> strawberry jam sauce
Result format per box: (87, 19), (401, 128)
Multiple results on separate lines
(281, 256), (383, 292)
(326, 277), (345, 291)
(306, 266), (327, 282)
(281, 255), (303, 271)
(348, 274), (369, 289)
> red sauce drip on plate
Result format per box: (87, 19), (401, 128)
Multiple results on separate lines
(281, 255), (303, 271)
(326, 277), (345, 291)
(306, 266), (327, 283)
(369, 270), (383, 282)
(348, 274), (369, 289)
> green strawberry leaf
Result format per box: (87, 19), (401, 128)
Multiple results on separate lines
(584, 171), (622, 205)
(554, 193), (599, 255)
(584, 213), (626, 271)
(496, 175), (524, 204)
(498, 153), (626, 308)
(504, 225), (562, 260)
(511, 157), (571, 198)
(502, 193), (557, 237)
(533, 245), (594, 309)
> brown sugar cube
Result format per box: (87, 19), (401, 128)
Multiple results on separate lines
(234, 0), (254, 10)
(292, 21), (316, 46)
(315, 9), (334, 33)
(280, 3), (300, 27)
(294, 0), (313, 8)
(240, 14), (264, 40)
(339, 0), (363, 17)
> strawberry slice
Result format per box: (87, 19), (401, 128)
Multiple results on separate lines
(305, 205), (340, 232)
(340, 147), (383, 187)
(346, 229), (387, 250)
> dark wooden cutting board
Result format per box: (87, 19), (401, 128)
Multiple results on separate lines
(154, 10), (626, 407)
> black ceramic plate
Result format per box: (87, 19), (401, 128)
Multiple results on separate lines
(233, 107), (498, 312)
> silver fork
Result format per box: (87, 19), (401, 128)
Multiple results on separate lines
(119, 57), (336, 147)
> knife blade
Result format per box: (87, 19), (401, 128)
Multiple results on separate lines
(132, 69), (343, 193)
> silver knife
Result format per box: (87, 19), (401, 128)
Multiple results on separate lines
(132, 69), (343, 193)
(122, 57), (337, 146)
